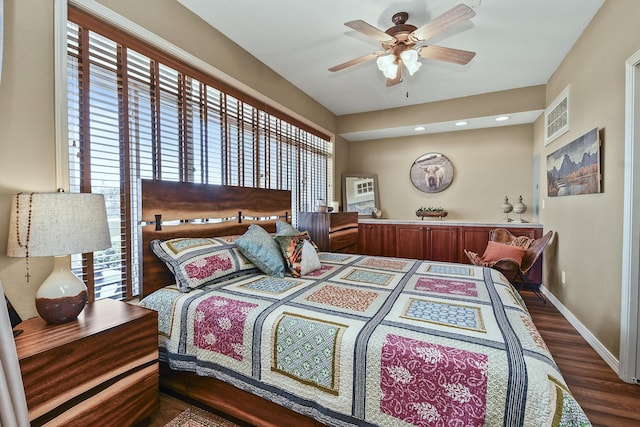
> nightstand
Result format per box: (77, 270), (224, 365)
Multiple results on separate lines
(297, 211), (359, 253)
(15, 299), (159, 427)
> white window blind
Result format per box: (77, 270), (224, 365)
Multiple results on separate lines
(67, 9), (332, 301)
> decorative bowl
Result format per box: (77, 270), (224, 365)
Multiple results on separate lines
(416, 210), (448, 219)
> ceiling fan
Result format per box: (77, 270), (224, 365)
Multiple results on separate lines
(329, 3), (477, 87)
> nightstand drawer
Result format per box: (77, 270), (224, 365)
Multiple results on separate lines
(16, 299), (159, 426)
(40, 363), (158, 427)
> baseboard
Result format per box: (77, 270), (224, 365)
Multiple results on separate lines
(540, 285), (620, 375)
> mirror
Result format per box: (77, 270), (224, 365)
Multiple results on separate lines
(342, 173), (380, 217)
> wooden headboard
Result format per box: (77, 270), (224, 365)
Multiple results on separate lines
(139, 179), (291, 297)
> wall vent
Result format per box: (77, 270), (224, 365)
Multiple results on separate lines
(545, 85), (570, 145)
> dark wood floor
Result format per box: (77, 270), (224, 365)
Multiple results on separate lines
(148, 290), (640, 427)
(522, 290), (640, 427)
(145, 393), (190, 427)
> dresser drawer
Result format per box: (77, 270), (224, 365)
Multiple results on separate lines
(329, 227), (359, 252)
(298, 211), (359, 253)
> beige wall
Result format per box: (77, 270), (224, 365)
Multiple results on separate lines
(347, 0), (638, 359)
(532, 0), (640, 357)
(0, 0), (633, 363)
(95, 0), (349, 206)
(338, 85), (546, 135)
(0, 0), (58, 318)
(348, 125), (535, 221)
(0, 0), (339, 318)
(333, 136), (350, 204)
(95, 0), (336, 137)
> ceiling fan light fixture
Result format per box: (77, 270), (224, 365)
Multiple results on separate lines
(330, 5), (477, 87)
(376, 54), (398, 79)
(400, 49), (422, 76)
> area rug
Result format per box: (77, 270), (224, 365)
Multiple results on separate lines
(164, 406), (241, 427)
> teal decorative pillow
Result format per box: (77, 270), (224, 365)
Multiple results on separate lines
(235, 224), (287, 277)
(275, 221), (301, 236)
(151, 237), (258, 292)
(275, 232), (321, 277)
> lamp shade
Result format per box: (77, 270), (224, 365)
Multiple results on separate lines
(400, 49), (422, 76)
(376, 54), (398, 79)
(7, 192), (111, 258)
(6, 192), (111, 323)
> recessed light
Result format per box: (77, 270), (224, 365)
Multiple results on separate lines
(495, 116), (510, 122)
(455, 121), (468, 126)
(414, 126), (426, 131)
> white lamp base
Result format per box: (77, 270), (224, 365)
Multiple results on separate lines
(35, 256), (87, 324)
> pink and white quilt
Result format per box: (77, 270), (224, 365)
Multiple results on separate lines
(140, 253), (591, 427)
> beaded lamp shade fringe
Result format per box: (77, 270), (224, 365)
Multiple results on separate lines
(14, 192), (34, 282)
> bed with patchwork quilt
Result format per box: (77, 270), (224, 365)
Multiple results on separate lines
(141, 250), (589, 427)
(138, 180), (590, 427)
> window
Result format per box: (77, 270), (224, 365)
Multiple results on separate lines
(356, 180), (374, 195)
(66, 8), (332, 301)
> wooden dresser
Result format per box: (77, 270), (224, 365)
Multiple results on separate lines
(297, 211), (359, 253)
(358, 220), (544, 284)
(15, 299), (159, 426)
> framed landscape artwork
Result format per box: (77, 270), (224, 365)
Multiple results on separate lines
(546, 127), (601, 197)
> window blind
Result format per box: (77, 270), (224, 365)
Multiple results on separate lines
(67, 8), (332, 301)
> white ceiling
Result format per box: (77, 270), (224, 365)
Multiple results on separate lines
(177, 0), (604, 140)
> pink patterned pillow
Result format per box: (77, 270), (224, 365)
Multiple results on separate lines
(151, 237), (258, 292)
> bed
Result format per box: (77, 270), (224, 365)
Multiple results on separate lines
(138, 179), (590, 427)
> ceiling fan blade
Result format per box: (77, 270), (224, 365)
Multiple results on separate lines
(386, 60), (403, 87)
(345, 20), (395, 43)
(418, 45), (476, 65)
(409, 4), (476, 42)
(328, 51), (384, 72)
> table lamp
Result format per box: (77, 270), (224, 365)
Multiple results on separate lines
(6, 191), (111, 324)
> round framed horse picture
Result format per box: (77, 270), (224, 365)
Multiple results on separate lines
(410, 152), (454, 193)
